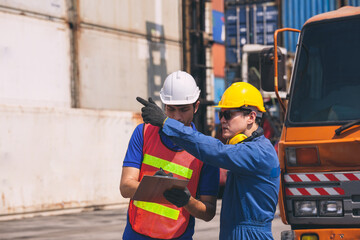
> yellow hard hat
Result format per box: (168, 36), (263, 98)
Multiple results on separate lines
(214, 82), (266, 112)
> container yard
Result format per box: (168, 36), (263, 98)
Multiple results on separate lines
(1, 1), (360, 239)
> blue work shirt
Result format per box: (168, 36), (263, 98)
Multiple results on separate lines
(162, 118), (280, 240)
(122, 123), (220, 240)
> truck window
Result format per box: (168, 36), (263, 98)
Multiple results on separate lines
(288, 17), (360, 125)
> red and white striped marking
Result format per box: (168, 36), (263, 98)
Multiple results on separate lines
(284, 172), (360, 183)
(285, 187), (345, 196)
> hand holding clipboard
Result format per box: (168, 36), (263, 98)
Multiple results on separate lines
(132, 174), (189, 204)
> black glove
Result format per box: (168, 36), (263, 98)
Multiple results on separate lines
(136, 97), (167, 128)
(163, 187), (191, 208)
(154, 167), (173, 178)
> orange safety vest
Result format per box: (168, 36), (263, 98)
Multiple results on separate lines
(128, 124), (203, 239)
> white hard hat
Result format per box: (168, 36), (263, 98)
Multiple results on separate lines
(160, 71), (201, 105)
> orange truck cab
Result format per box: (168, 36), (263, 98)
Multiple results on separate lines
(260, 7), (360, 240)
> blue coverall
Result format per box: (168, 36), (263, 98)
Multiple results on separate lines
(161, 118), (280, 240)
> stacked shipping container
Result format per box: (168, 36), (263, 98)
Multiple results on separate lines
(224, 0), (278, 65)
(281, 0), (360, 53)
(211, 0), (226, 125)
(223, 0), (279, 103)
(223, 0), (360, 89)
(281, 0), (336, 53)
(0, 0), (183, 217)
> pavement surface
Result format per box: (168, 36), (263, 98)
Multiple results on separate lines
(0, 200), (290, 240)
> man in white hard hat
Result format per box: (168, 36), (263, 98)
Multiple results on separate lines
(120, 71), (219, 240)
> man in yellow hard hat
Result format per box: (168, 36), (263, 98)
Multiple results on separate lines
(137, 81), (280, 240)
(121, 71), (219, 240)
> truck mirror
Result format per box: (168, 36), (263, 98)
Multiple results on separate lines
(260, 47), (286, 91)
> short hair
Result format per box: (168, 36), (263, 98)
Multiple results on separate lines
(240, 108), (263, 127)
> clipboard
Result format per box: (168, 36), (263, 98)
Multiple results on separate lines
(132, 175), (189, 204)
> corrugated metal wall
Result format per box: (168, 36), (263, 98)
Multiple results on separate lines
(211, 0), (225, 125)
(280, 0), (360, 53)
(0, 0), (183, 217)
(281, 0), (337, 53)
(78, 0), (183, 110)
(347, 0), (360, 6)
(0, 106), (137, 216)
(0, 0), (183, 110)
(0, 1), (71, 107)
(225, 1), (278, 64)
(212, 44), (226, 78)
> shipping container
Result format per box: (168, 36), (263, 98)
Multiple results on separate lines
(77, 0), (183, 110)
(214, 77), (225, 124)
(79, 0), (182, 42)
(212, 43), (226, 77)
(281, 0), (337, 53)
(0, 0), (68, 19)
(0, 105), (139, 216)
(0, 0), (185, 217)
(212, 10), (225, 44)
(0, 11), (71, 107)
(347, 0), (360, 6)
(0, 0), (183, 110)
(225, 65), (241, 86)
(224, 1), (278, 64)
(77, 27), (182, 111)
(212, 0), (224, 12)
(225, 0), (275, 5)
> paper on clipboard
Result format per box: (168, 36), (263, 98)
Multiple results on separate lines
(132, 175), (189, 204)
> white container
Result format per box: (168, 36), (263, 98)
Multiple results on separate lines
(79, 0), (182, 41)
(0, 0), (68, 19)
(0, 12), (71, 107)
(77, 27), (182, 111)
(0, 105), (140, 215)
(0, 1), (185, 217)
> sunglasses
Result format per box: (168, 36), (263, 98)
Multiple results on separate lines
(218, 108), (252, 120)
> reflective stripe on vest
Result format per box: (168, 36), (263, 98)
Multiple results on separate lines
(143, 154), (193, 179)
(133, 200), (180, 220)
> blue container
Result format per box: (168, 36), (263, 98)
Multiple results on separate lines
(251, 4), (278, 44)
(213, 10), (225, 44)
(214, 77), (226, 103)
(225, 0), (275, 5)
(214, 77), (226, 124)
(281, 0), (337, 53)
(225, 1), (278, 64)
(347, 0), (360, 6)
(226, 47), (239, 64)
(225, 66), (241, 87)
(214, 77), (225, 124)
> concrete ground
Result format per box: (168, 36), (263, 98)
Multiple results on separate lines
(0, 200), (290, 240)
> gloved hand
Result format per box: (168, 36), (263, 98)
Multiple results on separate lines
(154, 167), (173, 178)
(136, 97), (167, 128)
(163, 187), (191, 208)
